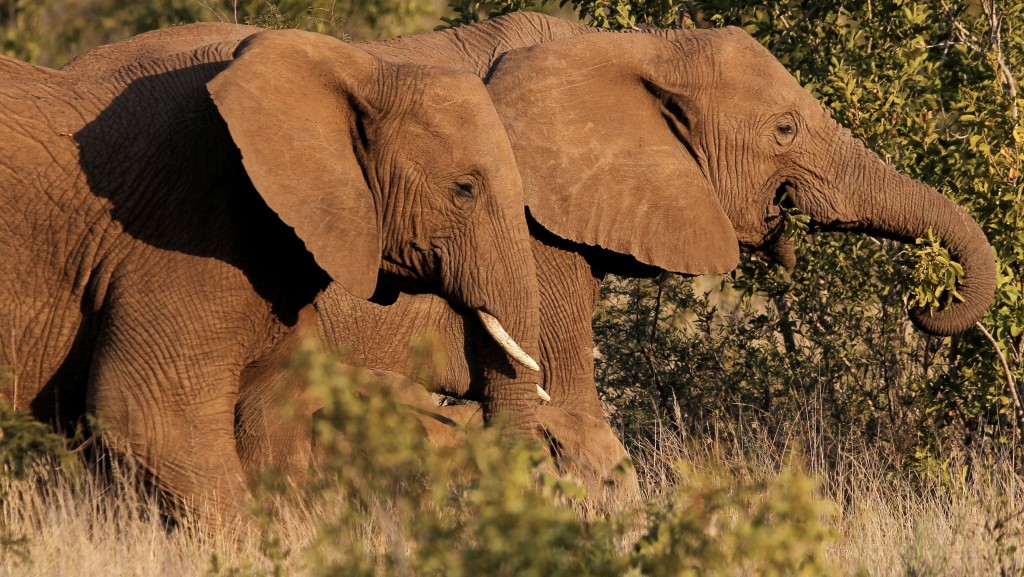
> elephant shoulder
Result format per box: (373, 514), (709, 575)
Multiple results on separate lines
(0, 57), (82, 140)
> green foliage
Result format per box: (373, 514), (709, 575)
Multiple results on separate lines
(1, 0), (209, 66)
(211, 344), (834, 574)
(909, 229), (966, 312)
(277, 342), (626, 576)
(229, 0), (438, 40)
(0, 398), (77, 479)
(634, 459), (834, 577)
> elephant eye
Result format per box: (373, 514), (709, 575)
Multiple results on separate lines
(452, 181), (476, 206)
(774, 120), (797, 145)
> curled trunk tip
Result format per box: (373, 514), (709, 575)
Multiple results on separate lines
(906, 243), (997, 336)
(835, 138), (997, 337)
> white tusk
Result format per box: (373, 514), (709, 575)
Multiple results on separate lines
(536, 385), (551, 402)
(476, 310), (541, 372)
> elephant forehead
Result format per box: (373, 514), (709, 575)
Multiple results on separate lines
(412, 72), (492, 113)
(406, 104), (513, 164)
(708, 38), (819, 111)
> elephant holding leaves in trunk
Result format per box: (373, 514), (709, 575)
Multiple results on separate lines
(0, 24), (543, 528)
(235, 13), (995, 497)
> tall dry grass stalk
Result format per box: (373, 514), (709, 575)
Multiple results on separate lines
(0, 458), (326, 576)
(628, 411), (1024, 576)
(2, 412), (1023, 576)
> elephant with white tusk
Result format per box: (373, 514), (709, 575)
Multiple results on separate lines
(234, 13), (995, 498)
(0, 24), (543, 528)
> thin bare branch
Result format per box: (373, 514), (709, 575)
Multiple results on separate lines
(197, 0), (229, 23)
(982, 0), (1019, 118)
(941, 0), (985, 52)
(976, 321), (1022, 430)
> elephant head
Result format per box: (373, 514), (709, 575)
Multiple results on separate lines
(207, 29), (540, 373)
(485, 28), (995, 335)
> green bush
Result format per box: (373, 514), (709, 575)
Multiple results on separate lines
(0, 398), (76, 480)
(634, 459), (835, 577)
(1, 0), (439, 67)
(0, 397), (80, 564)
(215, 344), (836, 575)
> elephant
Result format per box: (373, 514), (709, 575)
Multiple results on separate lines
(0, 24), (545, 528)
(233, 12), (996, 496)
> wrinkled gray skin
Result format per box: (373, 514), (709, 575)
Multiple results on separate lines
(237, 12), (996, 497)
(0, 25), (542, 528)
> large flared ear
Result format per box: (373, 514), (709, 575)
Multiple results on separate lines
(208, 29), (383, 299)
(486, 33), (739, 275)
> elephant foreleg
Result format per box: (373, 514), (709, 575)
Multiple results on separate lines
(236, 307), (321, 485)
(87, 291), (255, 531)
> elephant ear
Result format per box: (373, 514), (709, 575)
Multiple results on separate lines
(485, 34), (739, 275)
(208, 29), (382, 299)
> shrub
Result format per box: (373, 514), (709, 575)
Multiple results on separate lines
(216, 344), (836, 575)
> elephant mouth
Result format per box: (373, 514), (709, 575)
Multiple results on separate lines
(380, 249), (443, 291)
(751, 181), (799, 269)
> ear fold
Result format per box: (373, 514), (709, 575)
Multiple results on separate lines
(208, 29), (383, 299)
(485, 34), (739, 275)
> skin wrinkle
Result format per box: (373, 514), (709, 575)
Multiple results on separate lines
(475, 216), (509, 305)
(378, 127), (437, 280)
(372, 62), (402, 115)
(826, 126), (859, 223)
(371, 82), (437, 256)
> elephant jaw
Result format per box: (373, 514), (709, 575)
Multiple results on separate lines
(760, 181), (798, 270)
(760, 234), (797, 270)
(475, 310), (551, 402)
(739, 217), (797, 270)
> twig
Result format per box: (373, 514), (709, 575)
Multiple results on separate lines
(941, 0), (985, 51)
(197, 0), (229, 23)
(975, 321), (1022, 430)
(641, 292), (664, 392)
(942, 0), (1019, 118)
(641, 276), (672, 426)
(982, 0), (1019, 118)
(773, 293), (798, 357)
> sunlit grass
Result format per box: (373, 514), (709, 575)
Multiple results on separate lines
(2, 352), (1022, 576)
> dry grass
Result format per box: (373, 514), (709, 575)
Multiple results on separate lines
(2, 419), (1023, 576)
(629, 416), (1024, 576)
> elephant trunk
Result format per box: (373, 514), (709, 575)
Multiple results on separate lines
(797, 129), (996, 336)
(446, 196), (545, 429)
